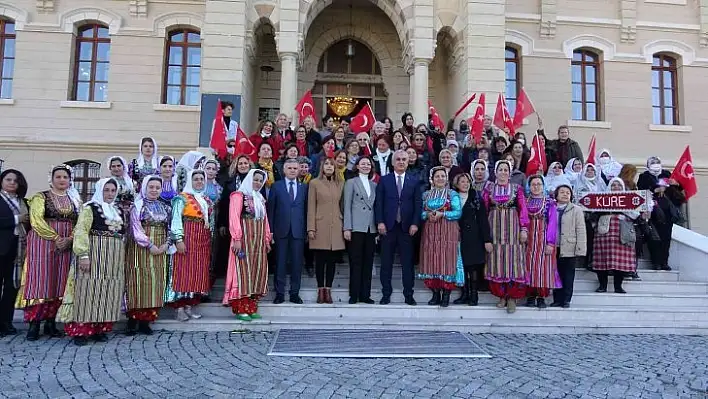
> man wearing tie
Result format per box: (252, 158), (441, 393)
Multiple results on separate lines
(374, 150), (422, 305)
(267, 159), (308, 304)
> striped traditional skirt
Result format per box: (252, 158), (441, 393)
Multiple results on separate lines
(125, 223), (168, 310)
(165, 219), (211, 301)
(16, 219), (73, 308)
(417, 219), (461, 284)
(58, 233), (125, 324)
(592, 216), (637, 273)
(222, 218), (269, 304)
(526, 216), (560, 289)
(486, 207), (527, 284)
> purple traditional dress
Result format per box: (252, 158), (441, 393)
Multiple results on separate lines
(525, 196), (560, 299)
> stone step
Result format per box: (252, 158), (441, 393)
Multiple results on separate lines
(152, 305), (708, 335)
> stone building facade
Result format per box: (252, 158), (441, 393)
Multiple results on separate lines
(0, 0), (707, 231)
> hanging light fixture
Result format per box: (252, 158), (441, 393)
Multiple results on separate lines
(346, 0), (355, 58)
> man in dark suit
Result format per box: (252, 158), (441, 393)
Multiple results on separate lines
(374, 150), (422, 305)
(267, 158), (308, 304)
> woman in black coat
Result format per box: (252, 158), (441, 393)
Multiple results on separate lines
(0, 169), (30, 336)
(453, 173), (492, 305)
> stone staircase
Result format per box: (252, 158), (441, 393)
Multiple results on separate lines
(154, 258), (708, 334)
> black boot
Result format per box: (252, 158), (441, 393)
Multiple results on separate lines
(614, 273), (626, 294)
(427, 290), (441, 306)
(43, 320), (64, 338)
(468, 276), (479, 306)
(26, 321), (41, 341)
(525, 297), (536, 307)
(452, 274), (469, 305)
(125, 318), (137, 336)
(440, 290), (451, 308)
(73, 336), (88, 346)
(536, 297), (547, 309)
(595, 271), (608, 293)
(138, 321), (153, 335)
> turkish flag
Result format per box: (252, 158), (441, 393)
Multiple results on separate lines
(350, 102), (375, 133)
(493, 93), (515, 134)
(526, 133), (547, 177)
(295, 90), (316, 124)
(210, 100), (228, 159)
(512, 87), (536, 130)
(586, 134), (597, 164)
(234, 126), (256, 157)
(467, 93), (486, 145)
(428, 100), (445, 131)
(670, 145), (698, 200)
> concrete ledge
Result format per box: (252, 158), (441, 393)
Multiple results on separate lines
(0, 99), (15, 105)
(644, 0), (686, 4)
(649, 124), (692, 133)
(60, 101), (112, 109)
(567, 120), (612, 129)
(670, 225), (708, 282)
(153, 104), (200, 112)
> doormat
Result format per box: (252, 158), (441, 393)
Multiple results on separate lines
(268, 329), (491, 358)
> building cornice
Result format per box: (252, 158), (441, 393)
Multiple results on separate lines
(0, 139), (195, 154)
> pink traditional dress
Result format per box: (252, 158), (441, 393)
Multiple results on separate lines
(482, 181), (529, 299)
(525, 196), (561, 298)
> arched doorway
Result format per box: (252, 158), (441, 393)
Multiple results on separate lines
(311, 39), (387, 122)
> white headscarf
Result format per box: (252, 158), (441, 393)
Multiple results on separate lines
(607, 177), (640, 219)
(564, 157), (582, 185)
(573, 163), (607, 200)
(237, 169), (267, 220)
(134, 175), (163, 214)
(177, 151), (207, 173)
(545, 161), (572, 194)
(159, 155), (178, 189)
(85, 178), (122, 223)
(182, 169), (210, 225)
(137, 137), (159, 170)
(596, 148), (623, 180)
(470, 159), (489, 182)
(105, 156), (135, 192)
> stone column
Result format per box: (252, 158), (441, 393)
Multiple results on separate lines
(412, 59), (431, 125)
(409, 71), (415, 115)
(279, 52), (298, 121)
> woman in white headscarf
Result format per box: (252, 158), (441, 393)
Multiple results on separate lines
(572, 163), (607, 270)
(591, 178), (645, 294)
(563, 157), (583, 186)
(470, 159), (489, 194)
(58, 178), (125, 346)
(125, 175), (172, 335)
(545, 161), (572, 196)
(165, 169), (214, 322)
(129, 137), (159, 189)
(176, 151), (207, 191)
(596, 148), (623, 182)
(222, 169), (272, 321)
(106, 156), (135, 216)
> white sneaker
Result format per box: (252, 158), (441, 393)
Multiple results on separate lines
(184, 305), (202, 319)
(176, 307), (189, 322)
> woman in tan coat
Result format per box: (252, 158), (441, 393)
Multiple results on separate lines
(307, 157), (345, 304)
(551, 183), (587, 308)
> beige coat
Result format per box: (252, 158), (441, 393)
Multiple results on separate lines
(558, 203), (587, 258)
(307, 178), (345, 251)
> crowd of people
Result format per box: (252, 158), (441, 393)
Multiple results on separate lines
(0, 101), (688, 344)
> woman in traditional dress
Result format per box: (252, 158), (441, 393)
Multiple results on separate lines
(203, 158), (224, 302)
(125, 176), (171, 335)
(217, 155), (253, 278)
(176, 151), (206, 191)
(573, 163), (607, 270)
(106, 156), (135, 215)
(453, 173), (492, 306)
(307, 157), (346, 304)
(418, 166), (463, 308)
(0, 169), (29, 336)
(523, 175), (559, 308)
(59, 178), (125, 346)
(222, 169), (271, 321)
(592, 178), (644, 294)
(159, 155), (178, 203)
(165, 170), (214, 321)
(471, 159), (489, 194)
(482, 160), (529, 313)
(17, 164), (81, 340)
(129, 137), (159, 189)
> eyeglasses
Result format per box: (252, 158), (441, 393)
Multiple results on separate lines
(553, 165), (562, 169)
(394, 158), (407, 161)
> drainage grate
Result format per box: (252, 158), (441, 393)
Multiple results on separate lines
(268, 329), (491, 358)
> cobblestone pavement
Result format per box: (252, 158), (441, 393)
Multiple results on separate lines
(1, 331), (707, 399)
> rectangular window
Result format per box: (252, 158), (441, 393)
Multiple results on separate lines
(651, 53), (679, 125)
(504, 46), (520, 116)
(72, 24), (110, 102)
(163, 29), (201, 106)
(571, 50), (601, 121)
(0, 19), (16, 99)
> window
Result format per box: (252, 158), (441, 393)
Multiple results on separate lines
(652, 53), (679, 125)
(0, 18), (15, 99)
(163, 29), (201, 106)
(72, 24), (110, 102)
(65, 160), (101, 202)
(504, 46), (520, 116)
(571, 49), (600, 121)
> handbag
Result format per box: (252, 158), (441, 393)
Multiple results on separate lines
(637, 218), (660, 242)
(619, 218), (636, 246)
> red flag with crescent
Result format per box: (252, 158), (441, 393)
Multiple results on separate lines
(428, 100), (445, 131)
(586, 134), (597, 164)
(350, 102), (375, 133)
(210, 100), (228, 159)
(295, 90), (316, 124)
(512, 87), (536, 129)
(234, 126), (256, 157)
(670, 145), (698, 200)
(526, 133), (547, 177)
(493, 93), (515, 134)
(468, 93), (486, 145)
